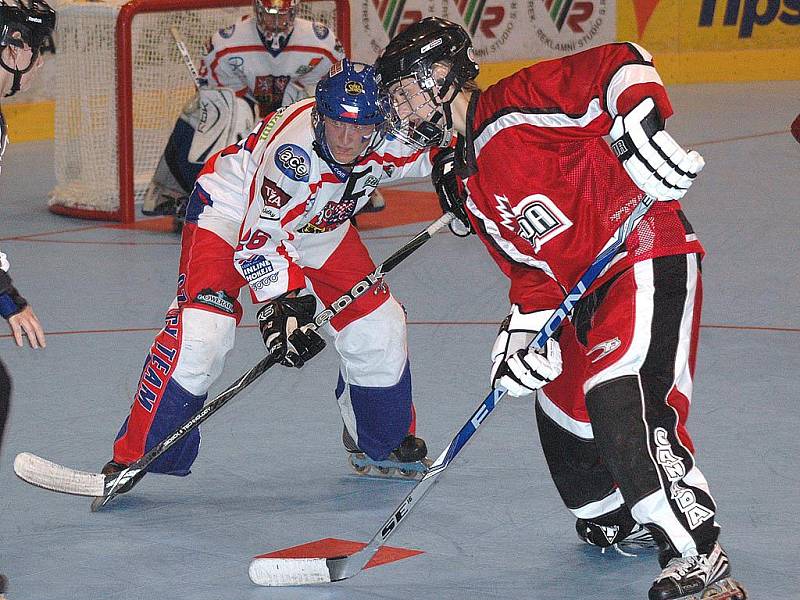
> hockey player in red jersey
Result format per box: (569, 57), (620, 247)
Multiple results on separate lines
(376, 17), (746, 600)
(99, 59), (447, 506)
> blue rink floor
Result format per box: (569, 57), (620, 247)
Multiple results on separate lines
(0, 81), (798, 599)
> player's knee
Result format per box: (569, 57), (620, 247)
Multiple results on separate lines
(172, 307), (236, 395)
(334, 297), (408, 386)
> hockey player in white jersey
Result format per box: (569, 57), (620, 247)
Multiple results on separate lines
(143, 0), (373, 225)
(100, 60), (447, 501)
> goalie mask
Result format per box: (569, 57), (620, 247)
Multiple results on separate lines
(254, 0), (297, 54)
(312, 59), (390, 170)
(0, 0), (56, 97)
(375, 17), (478, 150)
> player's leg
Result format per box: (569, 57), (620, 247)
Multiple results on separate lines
(142, 118), (198, 217)
(0, 359), (10, 453)
(107, 210), (246, 483)
(582, 255), (744, 599)
(300, 224), (428, 474)
(536, 321), (653, 552)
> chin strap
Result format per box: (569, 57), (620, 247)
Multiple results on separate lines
(1, 48), (38, 97)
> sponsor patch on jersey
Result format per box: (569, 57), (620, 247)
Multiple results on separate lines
(218, 24), (235, 38)
(275, 144), (310, 182)
(260, 177), (290, 220)
(364, 175), (380, 187)
(238, 255), (279, 292)
(299, 196), (357, 233)
(195, 289), (235, 314)
(513, 194), (573, 253)
(312, 23), (330, 40)
(345, 81), (364, 96)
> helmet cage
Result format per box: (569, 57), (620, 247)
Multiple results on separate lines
(384, 60), (456, 150)
(254, 0), (296, 52)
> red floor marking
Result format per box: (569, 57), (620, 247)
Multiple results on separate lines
(109, 216), (176, 232)
(355, 190), (440, 231)
(253, 537), (424, 570)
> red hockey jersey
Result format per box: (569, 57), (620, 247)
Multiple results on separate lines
(459, 42), (704, 312)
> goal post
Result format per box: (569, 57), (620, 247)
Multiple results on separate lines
(49, 0), (351, 224)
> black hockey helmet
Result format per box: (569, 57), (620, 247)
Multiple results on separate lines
(0, 0), (56, 96)
(374, 17), (478, 149)
(375, 17), (478, 97)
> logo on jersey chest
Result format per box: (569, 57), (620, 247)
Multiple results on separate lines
(260, 178), (290, 220)
(275, 144), (310, 182)
(299, 169), (372, 233)
(497, 193), (572, 253)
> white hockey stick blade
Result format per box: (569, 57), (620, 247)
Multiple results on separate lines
(14, 452), (105, 497)
(248, 557), (333, 586)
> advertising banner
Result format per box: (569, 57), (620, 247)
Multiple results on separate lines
(349, 0), (617, 63)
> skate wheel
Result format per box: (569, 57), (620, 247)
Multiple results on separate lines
(376, 465), (393, 476)
(348, 454), (371, 475)
(398, 468), (419, 479)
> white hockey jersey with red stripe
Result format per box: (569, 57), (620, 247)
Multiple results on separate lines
(460, 42), (704, 313)
(198, 16), (344, 114)
(193, 98), (437, 302)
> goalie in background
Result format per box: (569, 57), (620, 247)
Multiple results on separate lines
(0, 0), (55, 594)
(144, 0), (385, 230)
(377, 17), (746, 600)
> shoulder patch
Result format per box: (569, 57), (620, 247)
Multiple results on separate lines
(312, 23), (330, 40)
(219, 24), (235, 38)
(275, 144), (310, 182)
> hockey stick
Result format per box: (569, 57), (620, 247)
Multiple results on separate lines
(169, 27), (203, 90)
(248, 193), (657, 586)
(14, 213), (455, 505)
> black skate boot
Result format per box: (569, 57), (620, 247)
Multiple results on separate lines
(89, 460), (147, 511)
(649, 542), (747, 600)
(344, 427), (431, 480)
(576, 509), (658, 557)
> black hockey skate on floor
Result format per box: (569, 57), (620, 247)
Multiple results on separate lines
(343, 427), (432, 480)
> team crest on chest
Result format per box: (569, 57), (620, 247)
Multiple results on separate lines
(513, 193), (573, 253)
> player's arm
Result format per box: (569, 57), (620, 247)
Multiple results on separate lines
(598, 43), (705, 200)
(0, 250), (45, 349)
(232, 156), (325, 367)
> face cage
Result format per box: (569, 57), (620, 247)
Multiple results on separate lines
(386, 75), (452, 150)
(255, 4), (296, 45)
(312, 108), (389, 168)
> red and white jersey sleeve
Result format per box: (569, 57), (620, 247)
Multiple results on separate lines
(463, 42), (704, 312)
(194, 98), (435, 303)
(198, 17), (344, 113)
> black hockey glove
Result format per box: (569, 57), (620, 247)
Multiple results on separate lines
(431, 146), (473, 237)
(256, 293), (325, 368)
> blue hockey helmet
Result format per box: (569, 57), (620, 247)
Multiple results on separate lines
(312, 59), (390, 167)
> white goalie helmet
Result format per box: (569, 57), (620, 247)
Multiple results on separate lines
(253, 0), (298, 53)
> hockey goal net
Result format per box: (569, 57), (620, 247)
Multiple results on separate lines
(49, 0), (351, 223)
